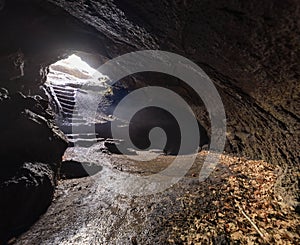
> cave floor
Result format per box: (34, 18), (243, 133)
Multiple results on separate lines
(14, 145), (300, 245)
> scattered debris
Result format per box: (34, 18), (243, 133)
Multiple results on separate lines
(168, 153), (300, 244)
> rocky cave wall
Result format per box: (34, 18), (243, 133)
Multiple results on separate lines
(0, 0), (299, 241)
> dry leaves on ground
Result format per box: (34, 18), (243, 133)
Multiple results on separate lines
(169, 153), (300, 244)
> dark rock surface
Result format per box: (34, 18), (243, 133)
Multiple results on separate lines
(60, 160), (102, 179)
(0, 0), (299, 242)
(1, 0), (297, 175)
(0, 91), (68, 165)
(0, 162), (55, 244)
(36, 0), (298, 207)
(0, 90), (68, 243)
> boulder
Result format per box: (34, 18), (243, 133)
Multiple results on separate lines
(0, 90), (68, 167)
(0, 162), (55, 243)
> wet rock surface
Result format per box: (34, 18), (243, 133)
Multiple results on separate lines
(0, 0), (298, 204)
(0, 0), (299, 243)
(15, 145), (300, 244)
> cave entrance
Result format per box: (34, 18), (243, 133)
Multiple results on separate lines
(44, 53), (113, 148)
(45, 53), (107, 89)
(44, 54), (209, 156)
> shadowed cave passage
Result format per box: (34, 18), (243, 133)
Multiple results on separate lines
(0, 0), (299, 244)
(44, 54), (210, 155)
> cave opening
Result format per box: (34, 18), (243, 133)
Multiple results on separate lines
(43, 53), (210, 157)
(43, 53), (111, 147)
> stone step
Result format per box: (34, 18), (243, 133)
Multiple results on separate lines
(51, 84), (77, 91)
(64, 118), (88, 124)
(61, 107), (76, 114)
(63, 114), (83, 120)
(66, 133), (100, 139)
(68, 138), (104, 147)
(52, 89), (76, 97)
(68, 137), (102, 142)
(63, 112), (81, 118)
(53, 89), (76, 97)
(52, 85), (87, 95)
(56, 93), (76, 101)
(56, 92), (75, 99)
(57, 97), (76, 106)
(60, 101), (77, 110)
(60, 123), (95, 134)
